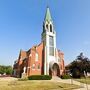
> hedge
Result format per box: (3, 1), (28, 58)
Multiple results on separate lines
(28, 75), (52, 80)
(61, 74), (71, 79)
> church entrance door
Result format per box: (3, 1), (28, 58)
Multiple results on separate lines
(52, 63), (60, 76)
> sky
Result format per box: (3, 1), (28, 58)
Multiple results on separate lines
(0, 0), (90, 66)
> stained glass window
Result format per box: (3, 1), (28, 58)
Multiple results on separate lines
(49, 36), (54, 56)
(49, 36), (54, 46)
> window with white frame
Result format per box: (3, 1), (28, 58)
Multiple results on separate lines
(49, 36), (54, 56)
(49, 36), (54, 46)
(37, 64), (40, 69)
(49, 47), (54, 56)
(35, 53), (38, 61)
(32, 64), (35, 70)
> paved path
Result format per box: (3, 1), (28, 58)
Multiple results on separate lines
(52, 77), (90, 90)
(61, 79), (90, 90)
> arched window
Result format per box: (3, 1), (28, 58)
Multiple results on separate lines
(50, 24), (52, 32)
(37, 64), (40, 69)
(46, 24), (48, 29)
(35, 53), (38, 61)
(32, 64), (35, 70)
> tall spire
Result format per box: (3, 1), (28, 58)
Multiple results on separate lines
(44, 7), (52, 22)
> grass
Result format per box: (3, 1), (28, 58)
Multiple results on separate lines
(0, 79), (80, 90)
(75, 77), (90, 84)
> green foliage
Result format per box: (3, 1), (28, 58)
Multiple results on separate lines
(66, 53), (90, 78)
(61, 74), (71, 79)
(72, 68), (81, 78)
(0, 65), (13, 75)
(28, 75), (52, 80)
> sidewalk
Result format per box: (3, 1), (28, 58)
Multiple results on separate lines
(60, 79), (90, 90)
(51, 77), (90, 90)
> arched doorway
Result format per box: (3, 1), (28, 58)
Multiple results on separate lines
(49, 63), (60, 76)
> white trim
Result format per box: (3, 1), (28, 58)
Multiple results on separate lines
(32, 64), (35, 70)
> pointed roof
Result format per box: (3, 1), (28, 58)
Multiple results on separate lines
(44, 7), (52, 22)
(18, 49), (27, 60)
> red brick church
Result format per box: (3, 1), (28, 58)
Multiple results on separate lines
(13, 7), (65, 78)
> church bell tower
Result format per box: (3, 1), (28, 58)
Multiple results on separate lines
(42, 7), (57, 75)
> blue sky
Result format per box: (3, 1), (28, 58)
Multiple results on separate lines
(0, 0), (90, 66)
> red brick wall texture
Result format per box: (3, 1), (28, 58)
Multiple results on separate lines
(13, 42), (65, 78)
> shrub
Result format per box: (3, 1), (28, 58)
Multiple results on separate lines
(72, 68), (81, 78)
(61, 74), (71, 79)
(28, 75), (52, 80)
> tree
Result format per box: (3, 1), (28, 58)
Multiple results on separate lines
(77, 53), (90, 73)
(66, 53), (90, 78)
(0, 65), (13, 75)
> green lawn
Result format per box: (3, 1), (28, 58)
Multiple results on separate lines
(75, 78), (90, 84)
(0, 80), (80, 90)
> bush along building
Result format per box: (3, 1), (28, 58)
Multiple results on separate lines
(13, 7), (65, 78)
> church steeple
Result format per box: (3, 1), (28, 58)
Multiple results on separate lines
(42, 6), (56, 46)
(44, 7), (52, 22)
(42, 7), (54, 33)
(42, 7), (57, 75)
